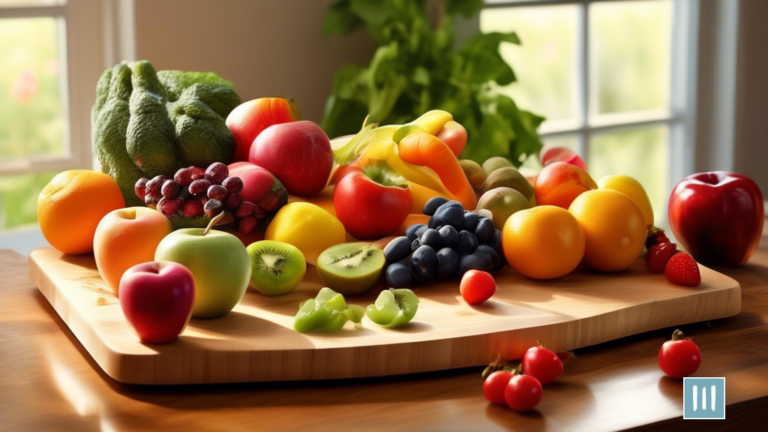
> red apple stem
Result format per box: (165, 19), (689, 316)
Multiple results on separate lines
(204, 212), (225, 236)
(671, 329), (685, 341)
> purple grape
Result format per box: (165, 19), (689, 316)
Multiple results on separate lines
(224, 192), (242, 210)
(204, 199), (223, 217)
(207, 184), (227, 201)
(189, 179), (212, 196)
(222, 176), (243, 193)
(205, 162), (229, 185)
(161, 180), (179, 199)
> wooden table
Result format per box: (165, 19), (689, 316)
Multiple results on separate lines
(2, 232), (767, 431)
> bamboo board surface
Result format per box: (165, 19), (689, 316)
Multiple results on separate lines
(28, 247), (741, 385)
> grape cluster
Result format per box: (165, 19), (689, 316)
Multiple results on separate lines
(134, 162), (280, 234)
(383, 197), (505, 288)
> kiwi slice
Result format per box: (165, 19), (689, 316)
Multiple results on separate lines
(366, 288), (419, 328)
(247, 240), (307, 296)
(316, 243), (386, 295)
(294, 288), (365, 333)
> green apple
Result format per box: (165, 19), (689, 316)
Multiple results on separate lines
(155, 228), (251, 319)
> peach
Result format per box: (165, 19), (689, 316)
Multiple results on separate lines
(540, 147), (587, 171)
(94, 207), (173, 296)
(535, 162), (597, 209)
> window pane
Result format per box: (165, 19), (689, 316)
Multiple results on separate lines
(590, 0), (672, 115)
(0, 17), (66, 163)
(480, 5), (579, 125)
(0, 171), (57, 229)
(588, 126), (668, 225)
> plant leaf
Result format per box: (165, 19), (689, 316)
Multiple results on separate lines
(323, 0), (363, 38)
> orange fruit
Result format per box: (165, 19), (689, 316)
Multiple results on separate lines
(37, 170), (125, 255)
(597, 175), (654, 228)
(502, 206), (585, 279)
(568, 189), (646, 272)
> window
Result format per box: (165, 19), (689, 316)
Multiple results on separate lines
(0, 0), (105, 245)
(481, 0), (698, 226)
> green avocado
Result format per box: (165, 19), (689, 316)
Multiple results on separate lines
(92, 60), (241, 206)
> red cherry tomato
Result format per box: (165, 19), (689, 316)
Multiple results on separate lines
(460, 270), (496, 305)
(483, 371), (515, 405)
(504, 375), (543, 412)
(522, 345), (564, 385)
(658, 329), (701, 378)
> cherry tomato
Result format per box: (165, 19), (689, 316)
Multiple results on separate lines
(504, 374), (543, 412)
(658, 329), (701, 378)
(483, 371), (515, 404)
(460, 270), (496, 305)
(522, 345), (564, 385)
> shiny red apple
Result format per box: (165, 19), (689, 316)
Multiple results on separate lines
(249, 121), (333, 197)
(119, 261), (196, 344)
(226, 97), (300, 162)
(669, 172), (764, 266)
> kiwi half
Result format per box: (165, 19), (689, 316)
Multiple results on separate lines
(247, 240), (307, 296)
(316, 243), (385, 295)
(366, 288), (419, 328)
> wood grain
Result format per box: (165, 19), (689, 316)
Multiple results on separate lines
(1, 230), (767, 431)
(28, 247), (740, 385)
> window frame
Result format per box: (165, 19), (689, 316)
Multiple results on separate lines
(481, 0), (700, 223)
(0, 0), (117, 176)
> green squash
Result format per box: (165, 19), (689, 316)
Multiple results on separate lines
(92, 60), (241, 206)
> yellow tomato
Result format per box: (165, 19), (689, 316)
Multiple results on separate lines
(597, 175), (654, 228)
(503, 206), (585, 279)
(569, 189), (647, 272)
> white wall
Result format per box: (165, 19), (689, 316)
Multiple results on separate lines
(734, 0), (768, 195)
(133, 0), (375, 123)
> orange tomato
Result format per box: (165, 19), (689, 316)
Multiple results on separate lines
(569, 189), (647, 272)
(502, 206), (585, 279)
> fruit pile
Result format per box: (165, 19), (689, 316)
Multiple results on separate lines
(135, 162), (287, 234)
(382, 197), (503, 288)
(35, 60), (765, 348)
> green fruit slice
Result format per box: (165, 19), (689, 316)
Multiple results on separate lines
(294, 299), (332, 332)
(315, 287), (347, 311)
(247, 240), (307, 296)
(316, 243), (386, 295)
(366, 288), (419, 328)
(294, 288), (366, 333)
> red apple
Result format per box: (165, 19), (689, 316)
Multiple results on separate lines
(333, 163), (412, 239)
(119, 261), (196, 344)
(669, 172), (764, 266)
(249, 121), (333, 197)
(228, 162), (278, 204)
(226, 98), (300, 162)
(540, 147), (587, 171)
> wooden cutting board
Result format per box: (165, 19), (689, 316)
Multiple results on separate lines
(28, 247), (740, 385)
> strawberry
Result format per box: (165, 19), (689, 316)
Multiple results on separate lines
(647, 243), (678, 273)
(664, 252), (701, 287)
(646, 226), (671, 249)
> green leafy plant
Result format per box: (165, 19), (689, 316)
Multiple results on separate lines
(321, 0), (544, 165)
